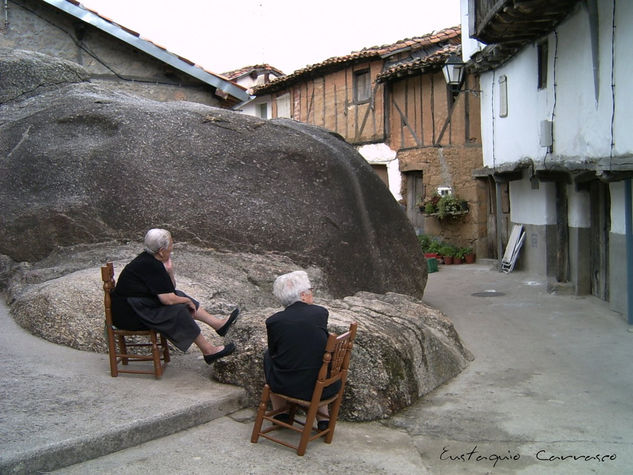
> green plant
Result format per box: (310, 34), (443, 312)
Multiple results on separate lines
(417, 234), (432, 252)
(454, 247), (468, 260)
(420, 193), (440, 214)
(428, 239), (443, 254)
(436, 194), (468, 219)
(439, 244), (456, 257)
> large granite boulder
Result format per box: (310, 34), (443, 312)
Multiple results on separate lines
(0, 50), (472, 421)
(217, 292), (473, 421)
(0, 48), (426, 299)
(4, 244), (472, 422)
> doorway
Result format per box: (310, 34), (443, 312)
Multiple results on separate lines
(406, 171), (425, 234)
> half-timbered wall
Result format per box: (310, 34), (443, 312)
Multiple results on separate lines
(396, 73), (485, 253)
(267, 60), (486, 255)
(273, 61), (386, 145)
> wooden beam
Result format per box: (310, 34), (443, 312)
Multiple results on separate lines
(392, 97), (422, 147)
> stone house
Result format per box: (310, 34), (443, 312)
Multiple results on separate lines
(1, 0), (249, 107)
(462, 0), (633, 319)
(252, 26), (486, 256)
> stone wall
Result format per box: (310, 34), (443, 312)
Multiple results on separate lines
(399, 145), (487, 250)
(1, 0), (223, 106)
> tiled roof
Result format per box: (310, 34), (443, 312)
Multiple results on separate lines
(223, 64), (285, 80)
(375, 44), (462, 82)
(253, 26), (461, 94)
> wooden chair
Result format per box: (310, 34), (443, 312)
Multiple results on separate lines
(251, 322), (358, 456)
(101, 262), (170, 379)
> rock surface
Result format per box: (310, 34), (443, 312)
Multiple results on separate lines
(0, 48), (426, 299)
(3, 244), (472, 422)
(0, 49), (472, 420)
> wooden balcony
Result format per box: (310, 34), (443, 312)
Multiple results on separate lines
(470, 0), (581, 46)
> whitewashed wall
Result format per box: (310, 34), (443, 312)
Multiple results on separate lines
(474, 0), (632, 167)
(510, 178), (557, 225)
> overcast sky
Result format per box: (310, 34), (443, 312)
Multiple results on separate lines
(80, 0), (461, 75)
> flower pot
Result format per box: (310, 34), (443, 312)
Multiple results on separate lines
(464, 253), (475, 264)
(443, 256), (453, 265)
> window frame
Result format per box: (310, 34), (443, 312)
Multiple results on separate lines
(353, 69), (371, 104)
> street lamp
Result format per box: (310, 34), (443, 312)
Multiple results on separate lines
(442, 53), (465, 90)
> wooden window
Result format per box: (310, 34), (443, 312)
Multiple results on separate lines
(354, 70), (371, 103)
(537, 40), (548, 90)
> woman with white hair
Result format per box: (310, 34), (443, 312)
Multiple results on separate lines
(111, 228), (238, 364)
(263, 270), (340, 430)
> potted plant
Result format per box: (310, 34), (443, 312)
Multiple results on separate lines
(428, 239), (442, 257)
(454, 246), (467, 264)
(418, 234), (431, 252)
(463, 247), (475, 263)
(439, 245), (455, 265)
(421, 193), (440, 215)
(436, 195), (469, 219)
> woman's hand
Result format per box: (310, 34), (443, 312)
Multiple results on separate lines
(164, 257), (173, 273)
(163, 257), (176, 286)
(158, 292), (195, 314)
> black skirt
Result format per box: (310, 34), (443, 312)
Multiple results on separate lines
(112, 290), (201, 352)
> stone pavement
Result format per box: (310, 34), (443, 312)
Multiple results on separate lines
(1, 263), (632, 474)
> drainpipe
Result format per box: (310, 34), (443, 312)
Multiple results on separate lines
(626, 178), (633, 325)
(3, 0), (8, 30)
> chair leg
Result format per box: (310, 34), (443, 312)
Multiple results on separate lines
(251, 385), (271, 443)
(325, 388), (345, 444)
(118, 335), (128, 365)
(297, 400), (321, 456)
(150, 331), (162, 379)
(160, 334), (170, 362)
(106, 330), (118, 377)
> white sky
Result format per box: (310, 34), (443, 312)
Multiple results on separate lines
(79, 0), (461, 75)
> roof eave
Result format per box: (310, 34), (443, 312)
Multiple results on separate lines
(44, 0), (250, 103)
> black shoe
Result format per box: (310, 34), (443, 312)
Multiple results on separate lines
(204, 342), (236, 364)
(273, 413), (291, 424)
(216, 308), (239, 336)
(317, 420), (329, 431)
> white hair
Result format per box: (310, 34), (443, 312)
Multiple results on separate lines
(143, 228), (172, 254)
(273, 270), (312, 307)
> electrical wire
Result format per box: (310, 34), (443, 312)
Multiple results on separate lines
(609, 0), (616, 166)
(491, 69), (496, 170)
(544, 31), (559, 169)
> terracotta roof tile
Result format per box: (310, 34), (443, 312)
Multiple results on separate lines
(223, 64), (285, 80)
(254, 26), (461, 94)
(376, 44), (461, 82)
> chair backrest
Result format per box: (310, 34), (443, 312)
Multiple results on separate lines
(317, 322), (357, 385)
(101, 262), (115, 327)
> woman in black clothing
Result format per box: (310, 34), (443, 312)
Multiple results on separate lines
(264, 270), (340, 428)
(111, 228), (238, 364)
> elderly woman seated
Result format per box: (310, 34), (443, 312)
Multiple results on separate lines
(264, 270), (341, 430)
(111, 228), (239, 364)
